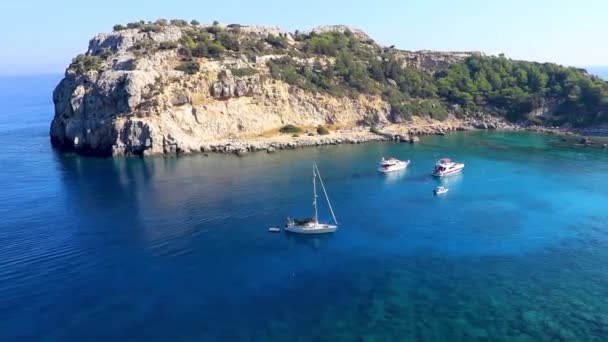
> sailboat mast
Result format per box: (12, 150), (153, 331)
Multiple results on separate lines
(314, 163), (338, 225)
(313, 162), (318, 223)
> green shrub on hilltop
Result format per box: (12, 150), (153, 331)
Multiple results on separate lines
(170, 19), (189, 27)
(206, 42), (226, 57)
(69, 55), (104, 73)
(129, 40), (157, 55)
(155, 19), (169, 26)
(207, 24), (222, 35)
(179, 27), (238, 59)
(227, 24), (242, 32)
(126, 21), (145, 29)
(114, 20), (166, 33)
(158, 41), (178, 50)
(216, 31), (240, 51)
(141, 24), (163, 33)
(305, 32), (350, 56)
(175, 61), (200, 74)
(264, 34), (288, 49)
(268, 57), (301, 86)
(231, 67), (258, 77)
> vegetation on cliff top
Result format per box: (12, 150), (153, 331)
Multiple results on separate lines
(68, 54), (105, 73)
(437, 57), (608, 125)
(105, 20), (608, 126)
(262, 30), (608, 126)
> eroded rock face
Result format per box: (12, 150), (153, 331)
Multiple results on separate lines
(394, 50), (483, 73)
(50, 26), (397, 156)
(210, 70), (259, 99)
(88, 26), (183, 55)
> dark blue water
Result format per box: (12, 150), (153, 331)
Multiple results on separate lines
(2, 75), (608, 341)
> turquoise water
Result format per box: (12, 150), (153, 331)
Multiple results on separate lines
(2, 75), (608, 341)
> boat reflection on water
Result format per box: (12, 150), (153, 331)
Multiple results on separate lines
(383, 168), (408, 184)
(283, 230), (335, 250)
(438, 173), (463, 186)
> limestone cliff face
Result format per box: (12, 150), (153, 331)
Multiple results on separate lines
(50, 24), (471, 156)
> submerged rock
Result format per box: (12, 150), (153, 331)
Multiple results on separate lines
(579, 137), (592, 145)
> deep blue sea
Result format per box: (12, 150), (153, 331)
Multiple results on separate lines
(2, 74), (608, 341)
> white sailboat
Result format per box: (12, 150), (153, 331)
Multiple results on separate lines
(285, 162), (338, 234)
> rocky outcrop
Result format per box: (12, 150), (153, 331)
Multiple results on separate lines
(393, 50), (483, 73)
(50, 23), (404, 156)
(311, 25), (373, 42)
(210, 70), (259, 99)
(47, 23), (499, 157)
(205, 130), (388, 155)
(50, 32), (390, 155)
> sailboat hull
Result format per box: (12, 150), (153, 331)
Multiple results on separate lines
(285, 223), (337, 234)
(286, 162), (338, 234)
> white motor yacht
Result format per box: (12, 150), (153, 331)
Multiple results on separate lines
(377, 157), (410, 173)
(432, 158), (464, 177)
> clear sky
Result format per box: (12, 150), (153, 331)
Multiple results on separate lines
(1, 0), (606, 75)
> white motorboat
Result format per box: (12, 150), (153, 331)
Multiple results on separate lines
(285, 162), (338, 234)
(433, 186), (449, 195)
(377, 157), (410, 173)
(268, 227), (281, 233)
(432, 158), (464, 177)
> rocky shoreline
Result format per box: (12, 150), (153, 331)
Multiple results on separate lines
(202, 130), (387, 156)
(196, 118), (608, 157)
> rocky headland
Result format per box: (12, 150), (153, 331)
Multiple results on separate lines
(50, 20), (608, 156)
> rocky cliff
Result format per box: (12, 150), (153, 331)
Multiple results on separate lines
(50, 22), (478, 156)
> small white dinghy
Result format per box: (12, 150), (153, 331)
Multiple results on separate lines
(268, 227), (281, 233)
(434, 186), (449, 195)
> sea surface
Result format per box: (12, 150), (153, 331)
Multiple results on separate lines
(2, 74), (608, 341)
(587, 66), (608, 80)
